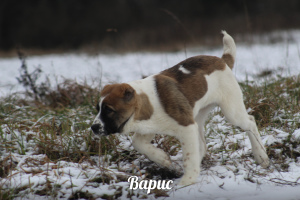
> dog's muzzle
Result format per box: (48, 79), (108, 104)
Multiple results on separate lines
(91, 124), (107, 136)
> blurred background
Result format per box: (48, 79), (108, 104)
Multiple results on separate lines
(0, 0), (300, 54)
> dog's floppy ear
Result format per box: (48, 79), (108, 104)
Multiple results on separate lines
(122, 84), (135, 102)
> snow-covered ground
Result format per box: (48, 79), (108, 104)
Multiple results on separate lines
(1, 30), (300, 199)
(1, 113), (300, 200)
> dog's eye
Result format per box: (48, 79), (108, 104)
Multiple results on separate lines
(104, 105), (115, 113)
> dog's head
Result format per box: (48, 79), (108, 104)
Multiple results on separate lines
(91, 83), (137, 136)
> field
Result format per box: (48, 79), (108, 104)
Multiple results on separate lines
(0, 30), (300, 199)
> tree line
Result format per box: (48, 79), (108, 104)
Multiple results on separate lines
(0, 0), (299, 51)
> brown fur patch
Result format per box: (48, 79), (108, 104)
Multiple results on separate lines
(100, 83), (137, 132)
(101, 83), (136, 108)
(161, 55), (226, 107)
(155, 56), (226, 126)
(155, 75), (194, 126)
(134, 93), (154, 121)
(221, 54), (234, 69)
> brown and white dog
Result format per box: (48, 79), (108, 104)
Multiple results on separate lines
(91, 31), (269, 185)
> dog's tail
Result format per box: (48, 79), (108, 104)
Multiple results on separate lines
(221, 30), (236, 70)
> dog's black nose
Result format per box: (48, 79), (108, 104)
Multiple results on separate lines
(91, 124), (100, 134)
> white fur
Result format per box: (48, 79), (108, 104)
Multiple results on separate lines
(93, 97), (105, 127)
(124, 65), (269, 185)
(125, 65), (269, 185)
(95, 31), (269, 186)
(222, 30), (236, 60)
(178, 65), (191, 74)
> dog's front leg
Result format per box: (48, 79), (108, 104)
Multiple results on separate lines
(132, 133), (172, 168)
(177, 124), (200, 185)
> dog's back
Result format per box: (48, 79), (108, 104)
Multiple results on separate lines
(152, 31), (237, 125)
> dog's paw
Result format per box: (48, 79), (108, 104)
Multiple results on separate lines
(156, 156), (172, 168)
(163, 158), (172, 168)
(153, 151), (172, 168)
(254, 153), (270, 168)
(178, 176), (197, 186)
(259, 157), (270, 168)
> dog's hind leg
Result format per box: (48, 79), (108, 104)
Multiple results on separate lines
(132, 133), (172, 168)
(195, 104), (215, 163)
(219, 78), (269, 168)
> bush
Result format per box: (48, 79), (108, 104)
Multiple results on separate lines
(16, 51), (100, 109)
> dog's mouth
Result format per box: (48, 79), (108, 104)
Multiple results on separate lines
(90, 123), (119, 136)
(91, 116), (131, 136)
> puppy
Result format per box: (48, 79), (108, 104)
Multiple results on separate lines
(91, 31), (269, 185)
